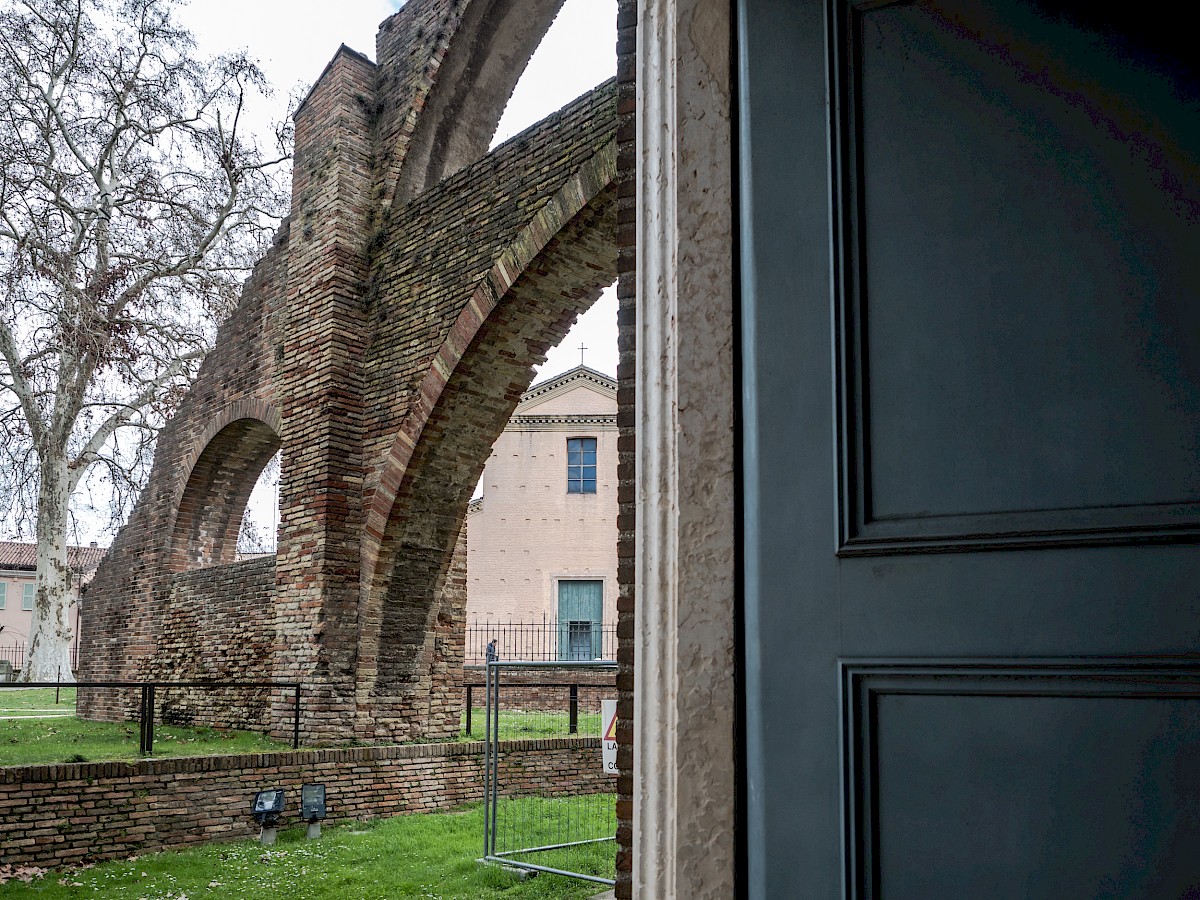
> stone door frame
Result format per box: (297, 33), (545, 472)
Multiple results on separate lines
(633, 0), (736, 896)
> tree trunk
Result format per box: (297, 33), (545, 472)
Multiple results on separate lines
(21, 451), (77, 683)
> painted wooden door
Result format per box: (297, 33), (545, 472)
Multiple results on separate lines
(558, 579), (603, 660)
(739, 1), (1200, 896)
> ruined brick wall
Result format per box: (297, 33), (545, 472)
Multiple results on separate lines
(145, 557), (277, 730)
(81, 0), (621, 750)
(82, 559), (278, 730)
(78, 224), (287, 721)
(351, 84), (617, 742)
(375, 0), (569, 206)
(359, 82), (617, 470)
(0, 739), (612, 869)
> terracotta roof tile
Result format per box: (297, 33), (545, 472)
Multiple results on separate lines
(0, 541), (107, 573)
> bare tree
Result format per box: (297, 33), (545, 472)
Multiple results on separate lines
(0, 0), (289, 680)
(237, 449), (281, 555)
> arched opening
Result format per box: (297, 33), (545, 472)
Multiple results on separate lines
(169, 416), (282, 571)
(388, 0), (566, 204)
(465, 0), (620, 675)
(359, 176), (616, 739)
(238, 450), (282, 555)
(490, 0), (618, 148)
(389, 0), (617, 201)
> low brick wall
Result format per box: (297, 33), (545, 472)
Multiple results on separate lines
(0, 738), (612, 869)
(463, 665), (618, 713)
(463, 665), (618, 689)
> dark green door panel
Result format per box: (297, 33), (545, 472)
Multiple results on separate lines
(738, 1), (1200, 896)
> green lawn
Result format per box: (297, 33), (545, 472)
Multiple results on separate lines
(0, 687), (77, 711)
(0, 801), (615, 899)
(460, 709), (602, 741)
(0, 689), (293, 766)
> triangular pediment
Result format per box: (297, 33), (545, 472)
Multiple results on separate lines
(515, 365), (617, 417)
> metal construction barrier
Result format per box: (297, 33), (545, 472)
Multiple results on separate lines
(482, 659), (618, 886)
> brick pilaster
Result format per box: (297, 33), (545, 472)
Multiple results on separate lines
(272, 47), (378, 739)
(614, 0), (637, 895)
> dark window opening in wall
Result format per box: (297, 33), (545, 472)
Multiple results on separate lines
(567, 437), (597, 493)
(567, 621), (596, 660)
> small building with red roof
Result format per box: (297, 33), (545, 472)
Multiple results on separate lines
(0, 541), (106, 674)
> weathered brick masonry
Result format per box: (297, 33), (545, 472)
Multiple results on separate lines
(0, 739), (611, 869)
(144, 557), (278, 729)
(79, 0), (619, 748)
(614, 0), (636, 894)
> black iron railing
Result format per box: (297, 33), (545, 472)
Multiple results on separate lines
(0, 642), (80, 673)
(1, 681), (303, 755)
(464, 620), (617, 666)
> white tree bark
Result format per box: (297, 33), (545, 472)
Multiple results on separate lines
(25, 450), (76, 682)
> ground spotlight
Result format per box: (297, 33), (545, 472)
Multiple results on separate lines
(301, 783), (327, 839)
(251, 788), (285, 845)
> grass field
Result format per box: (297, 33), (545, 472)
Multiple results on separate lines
(0, 690), (599, 767)
(0, 688), (293, 767)
(0, 801), (616, 899)
(460, 708), (602, 741)
(0, 687), (78, 712)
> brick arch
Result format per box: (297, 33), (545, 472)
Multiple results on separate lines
(167, 402), (282, 572)
(387, 0), (568, 205)
(355, 154), (617, 739)
(361, 143), (614, 592)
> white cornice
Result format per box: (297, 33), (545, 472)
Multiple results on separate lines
(506, 413), (618, 432)
(524, 364), (617, 398)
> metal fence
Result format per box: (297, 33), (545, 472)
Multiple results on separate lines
(0, 642), (80, 674)
(0, 681), (303, 755)
(482, 660), (617, 886)
(464, 620), (617, 666)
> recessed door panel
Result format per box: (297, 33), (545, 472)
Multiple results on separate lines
(844, 663), (1200, 899)
(831, 0), (1200, 551)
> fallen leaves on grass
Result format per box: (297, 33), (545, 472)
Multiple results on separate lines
(0, 864), (47, 884)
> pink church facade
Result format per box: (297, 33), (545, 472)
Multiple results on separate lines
(466, 366), (617, 661)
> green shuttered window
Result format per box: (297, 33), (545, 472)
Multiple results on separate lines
(557, 580), (603, 660)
